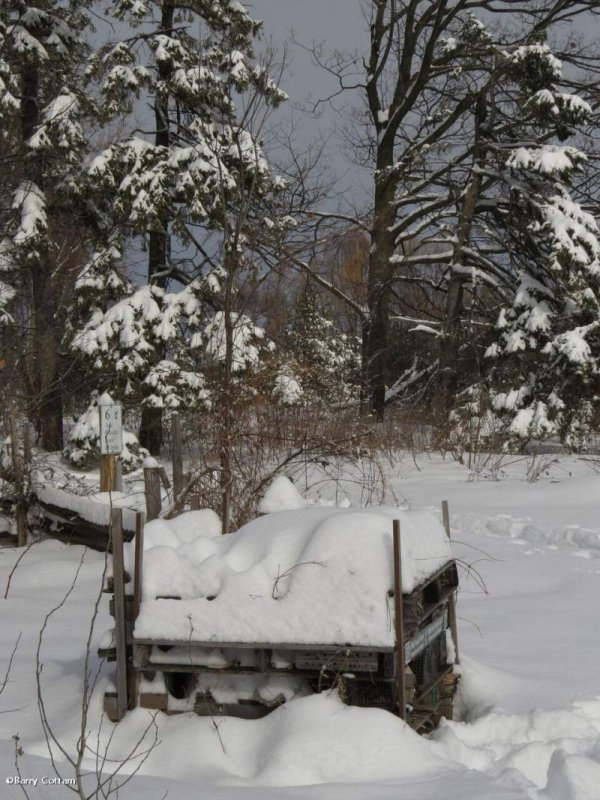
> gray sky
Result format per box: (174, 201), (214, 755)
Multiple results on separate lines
(247, 1), (370, 206)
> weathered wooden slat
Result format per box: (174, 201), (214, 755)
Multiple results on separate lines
(100, 455), (116, 492)
(132, 638), (396, 653)
(139, 692), (168, 711)
(133, 511), (145, 619)
(144, 466), (162, 521)
(111, 508), (128, 721)
(393, 519), (406, 720)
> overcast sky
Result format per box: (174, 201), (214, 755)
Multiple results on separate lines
(246, 1), (370, 206)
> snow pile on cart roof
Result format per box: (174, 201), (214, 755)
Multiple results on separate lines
(134, 506), (453, 647)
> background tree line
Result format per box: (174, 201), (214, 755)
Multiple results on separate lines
(2, 0), (600, 522)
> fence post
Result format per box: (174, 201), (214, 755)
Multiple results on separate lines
(171, 413), (183, 505)
(110, 507), (128, 721)
(100, 455), (116, 492)
(442, 500), (460, 665)
(130, 511), (145, 710)
(133, 511), (145, 619)
(442, 500), (451, 539)
(144, 462), (162, 521)
(393, 519), (406, 720)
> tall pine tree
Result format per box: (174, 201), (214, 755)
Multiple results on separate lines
(0, 0), (93, 449)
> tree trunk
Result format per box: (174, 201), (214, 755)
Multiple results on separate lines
(21, 38), (64, 451)
(139, 407), (162, 456)
(220, 261), (235, 534)
(139, 0), (174, 455)
(364, 140), (397, 421)
(434, 95), (488, 417)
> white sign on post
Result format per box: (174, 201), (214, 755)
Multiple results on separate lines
(98, 394), (123, 455)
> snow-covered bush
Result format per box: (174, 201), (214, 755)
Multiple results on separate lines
(63, 394), (147, 472)
(284, 288), (361, 405)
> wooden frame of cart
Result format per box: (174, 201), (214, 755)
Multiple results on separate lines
(101, 503), (460, 734)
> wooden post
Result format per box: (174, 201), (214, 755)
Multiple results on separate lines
(100, 455), (116, 492)
(144, 465), (162, 521)
(442, 500), (460, 665)
(393, 519), (406, 721)
(190, 494), (200, 511)
(171, 413), (183, 505)
(98, 393), (122, 492)
(442, 500), (451, 540)
(110, 507), (128, 721)
(133, 511), (145, 619)
(130, 511), (145, 711)
(158, 466), (171, 492)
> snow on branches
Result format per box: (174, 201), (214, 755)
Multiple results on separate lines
(483, 53), (600, 446)
(71, 0), (294, 439)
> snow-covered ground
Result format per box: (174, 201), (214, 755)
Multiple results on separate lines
(1, 453), (600, 799)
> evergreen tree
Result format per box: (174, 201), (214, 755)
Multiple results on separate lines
(70, 0), (289, 457)
(285, 286), (361, 405)
(0, 0), (94, 449)
(63, 391), (147, 472)
(437, 28), (600, 446)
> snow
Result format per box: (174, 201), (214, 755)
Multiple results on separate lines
(34, 484), (139, 532)
(507, 145), (583, 176)
(273, 371), (303, 405)
(202, 311), (273, 371)
(259, 475), (306, 513)
(12, 181), (47, 244)
(63, 394), (145, 471)
(4, 454), (600, 799)
(135, 505), (452, 645)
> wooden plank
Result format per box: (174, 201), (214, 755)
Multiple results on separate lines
(109, 596), (136, 621)
(133, 511), (145, 619)
(111, 507), (128, 721)
(171, 413), (184, 503)
(144, 466), (162, 521)
(133, 637), (395, 652)
(139, 692), (168, 711)
(393, 519), (406, 721)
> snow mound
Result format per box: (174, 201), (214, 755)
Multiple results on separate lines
(259, 475), (306, 513)
(543, 750), (600, 800)
(436, 693), (600, 799)
(103, 693), (450, 788)
(143, 509), (222, 549)
(135, 505), (453, 646)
